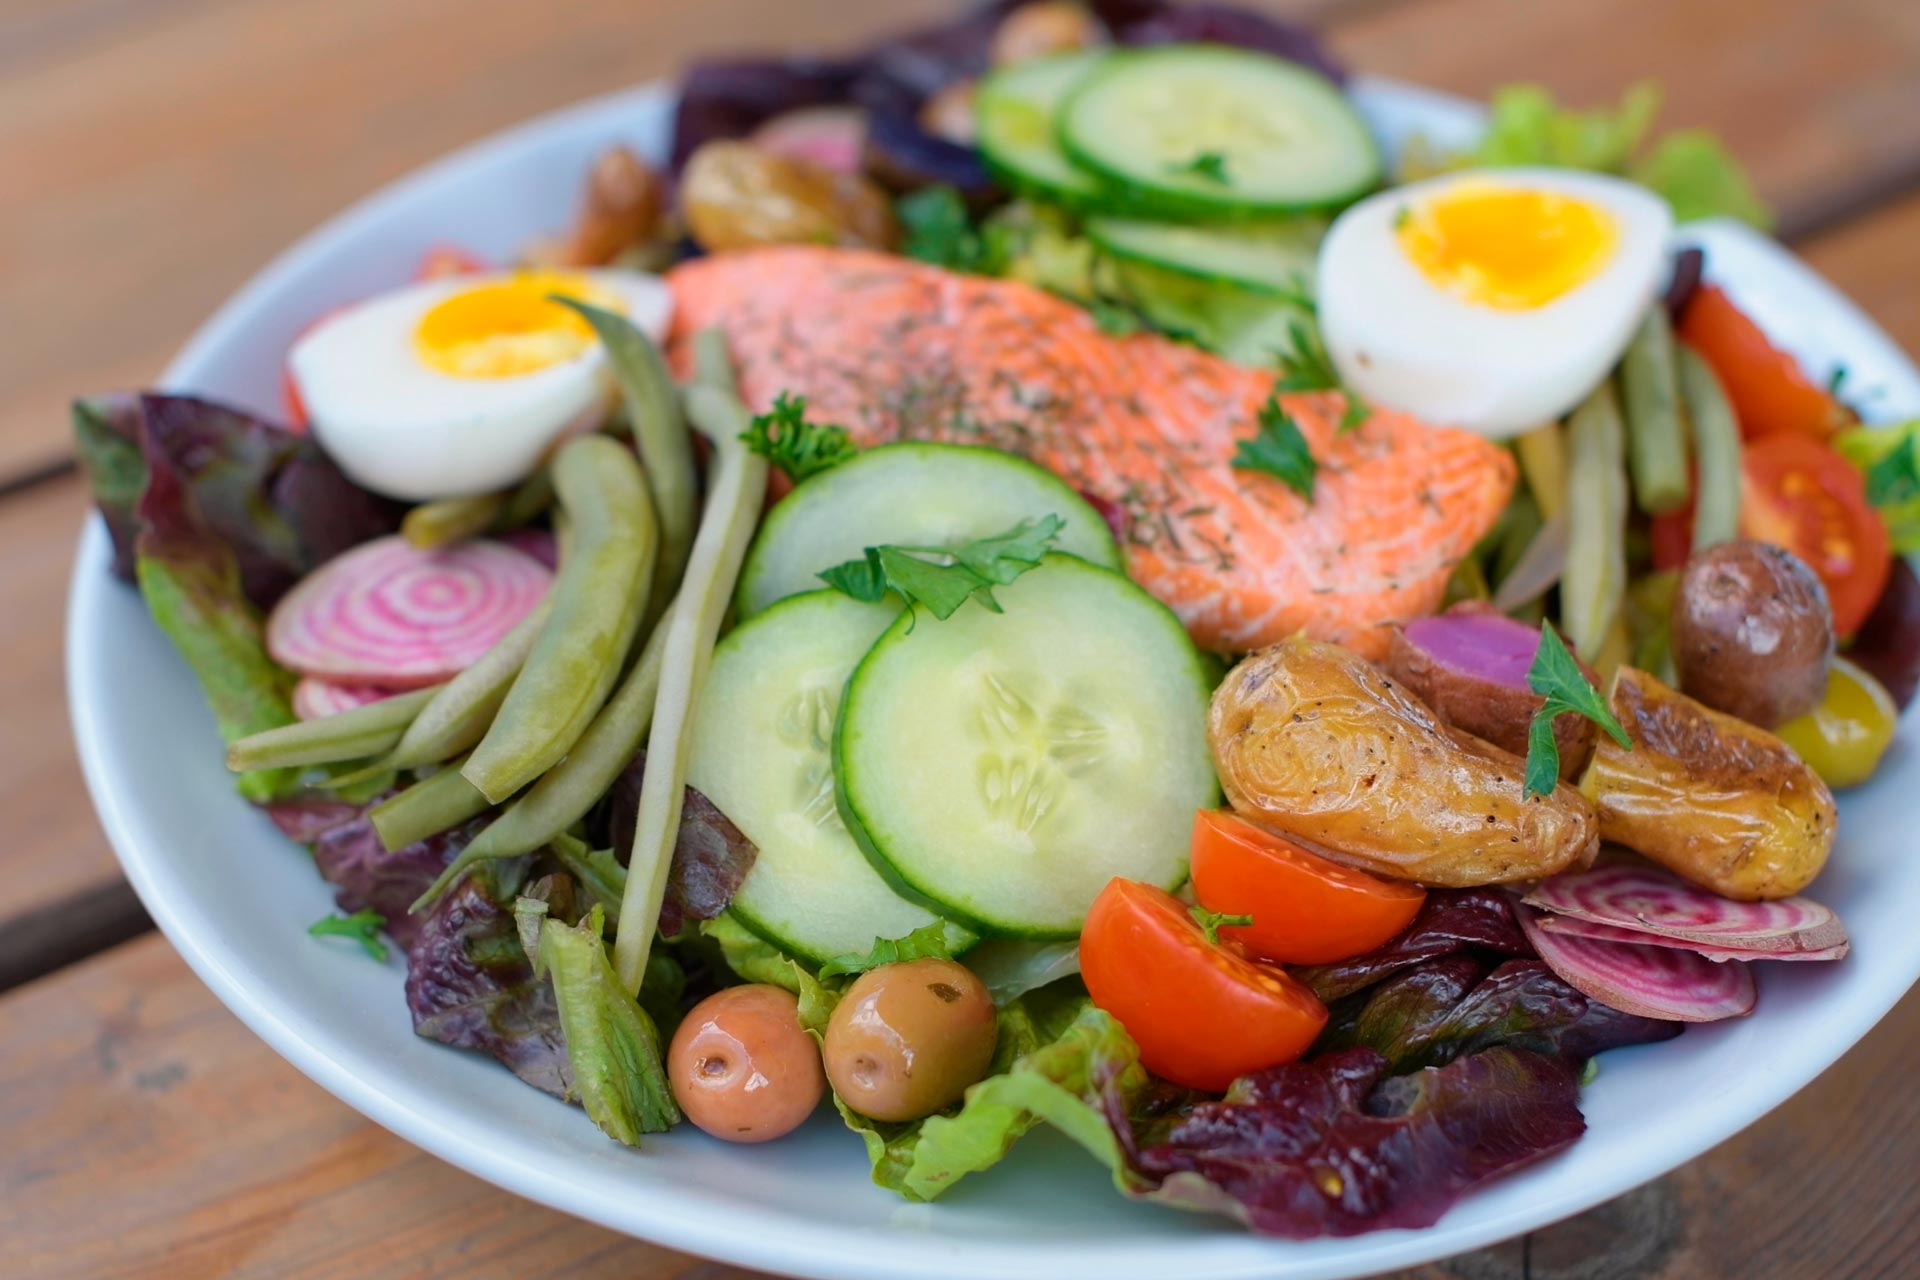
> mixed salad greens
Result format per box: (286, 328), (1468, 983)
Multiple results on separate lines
(76, 0), (1920, 1244)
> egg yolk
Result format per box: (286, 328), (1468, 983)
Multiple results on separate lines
(1396, 181), (1619, 310)
(414, 271), (624, 378)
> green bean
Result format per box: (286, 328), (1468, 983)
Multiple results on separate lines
(369, 760), (491, 852)
(462, 435), (657, 803)
(492, 465), (555, 532)
(415, 617), (668, 906)
(555, 300), (698, 629)
(1619, 307), (1690, 515)
(1562, 382), (1630, 660)
(1678, 345), (1743, 552)
(690, 328), (734, 394)
(401, 492), (506, 548)
(613, 350), (770, 994)
(385, 599), (552, 771)
(226, 685), (439, 773)
(1515, 422), (1567, 523)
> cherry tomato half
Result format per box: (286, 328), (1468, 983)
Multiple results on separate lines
(1740, 433), (1891, 636)
(1188, 810), (1425, 965)
(1680, 285), (1850, 441)
(1080, 878), (1327, 1092)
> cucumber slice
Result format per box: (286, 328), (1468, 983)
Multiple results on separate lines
(1088, 216), (1323, 298)
(736, 442), (1124, 618)
(836, 554), (1219, 938)
(975, 50), (1110, 205)
(687, 590), (970, 965)
(1111, 258), (1312, 368)
(1058, 45), (1381, 217)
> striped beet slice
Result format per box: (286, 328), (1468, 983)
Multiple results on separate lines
(1518, 905), (1756, 1022)
(1522, 862), (1846, 954)
(291, 677), (401, 721)
(268, 535), (550, 688)
(1535, 914), (1849, 963)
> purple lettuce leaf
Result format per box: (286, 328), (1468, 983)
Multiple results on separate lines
(405, 865), (571, 1097)
(671, 57), (858, 171)
(74, 392), (402, 610)
(1123, 1046), (1585, 1238)
(313, 811), (488, 952)
(608, 753), (757, 938)
(1295, 889), (1532, 1002)
(1320, 957), (1682, 1074)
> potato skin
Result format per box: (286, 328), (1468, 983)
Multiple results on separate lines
(1582, 666), (1836, 900)
(1671, 539), (1833, 729)
(1209, 635), (1599, 887)
(1384, 620), (1597, 780)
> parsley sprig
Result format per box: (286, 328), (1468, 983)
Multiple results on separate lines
(820, 514), (1064, 621)
(1174, 151), (1232, 184)
(1275, 318), (1369, 431)
(1232, 392), (1318, 499)
(739, 392), (858, 484)
(1523, 623), (1632, 798)
(309, 909), (389, 962)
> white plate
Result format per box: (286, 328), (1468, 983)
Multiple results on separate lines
(66, 76), (1920, 1280)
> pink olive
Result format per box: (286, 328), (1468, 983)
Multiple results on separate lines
(668, 984), (824, 1143)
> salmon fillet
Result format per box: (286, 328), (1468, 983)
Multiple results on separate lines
(669, 246), (1515, 658)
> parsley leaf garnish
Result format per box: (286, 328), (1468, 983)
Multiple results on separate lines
(1174, 151), (1232, 184)
(1190, 905), (1254, 946)
(1523, 623), (1632, 798)
(1272, 318), (1370, 431)
(309, 909), (389, 962)
(739, 391), (858, 483)
(1232, 393), (1318, 499)
(897, 185), (993, 274)
(817, 921), (955, 981)
(1864, 435), (1920, 507)
(819, 514), (1064, 621)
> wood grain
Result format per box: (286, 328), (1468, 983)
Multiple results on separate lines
(0, 474), (148, 988)
(0, 932), (1911, 1280)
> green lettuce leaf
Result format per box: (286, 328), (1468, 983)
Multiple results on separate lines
(535, 904), (680, 1146)
(1835, 422), (1920, 553)
(817, 920), (956, 981)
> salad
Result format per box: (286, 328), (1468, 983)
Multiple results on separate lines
(73, 0), (1920, 1244)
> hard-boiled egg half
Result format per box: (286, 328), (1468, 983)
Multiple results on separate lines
(289, 268), (672, 501)
(1317, 169), (1672, 438)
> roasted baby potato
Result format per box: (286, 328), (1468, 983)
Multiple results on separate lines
(1581, 665), (1836, 900)
(680, 141), (899, 253)
(1209, 635), (1600, 887)
(1385, 605), (1597, 780)
(1671, 539), (1833, 728)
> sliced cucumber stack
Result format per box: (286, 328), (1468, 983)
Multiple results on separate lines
(687, 591), (972, 964)
(736, 442), (1124, 618)
(836, 554), (1219, 938)
(975, 50), (1110, 205)
(1087, 216), (1323, 298)
(1058, 45), (1381, 217)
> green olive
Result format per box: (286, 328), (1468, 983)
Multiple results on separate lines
(667, 984), (824, 1143)
(822, 958), (998, 1123)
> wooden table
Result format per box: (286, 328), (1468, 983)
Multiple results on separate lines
(5, 1), (1919, 1276)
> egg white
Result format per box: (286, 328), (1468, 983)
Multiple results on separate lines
(1317, 168), (1673, 439)
(290, 268), (674, 502)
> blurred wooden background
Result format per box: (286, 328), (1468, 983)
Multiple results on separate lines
(5, 1), (1919, 1276)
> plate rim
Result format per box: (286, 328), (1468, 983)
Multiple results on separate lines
(63, 73), (1920, 1280)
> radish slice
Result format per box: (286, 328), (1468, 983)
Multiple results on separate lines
(267, 535), (550, 689)
(1519, 905), (1756, 1022)
(1522, 862), (1847, 954)
(1536, 914), (1850, 963)
(750, 106), (868, 173)
(291, 677), (400, 721)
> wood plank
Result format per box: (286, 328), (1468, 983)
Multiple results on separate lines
(0, 473), (148, 989)
(1330, 0), (1920, 240)
(0, 931), (1912, 1279)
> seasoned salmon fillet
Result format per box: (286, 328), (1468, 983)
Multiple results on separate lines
(669, 246), (1515, 657)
